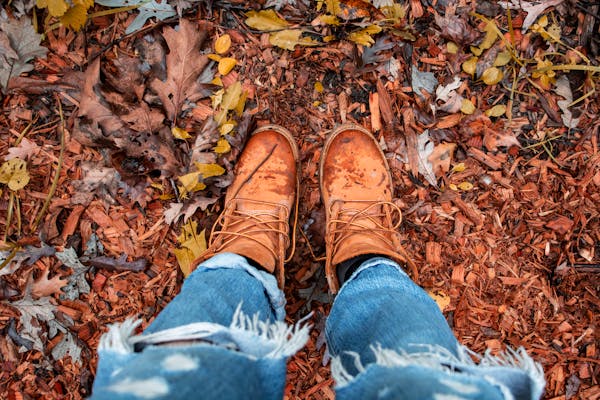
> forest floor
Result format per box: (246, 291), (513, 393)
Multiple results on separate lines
(0, 0), (599, 399)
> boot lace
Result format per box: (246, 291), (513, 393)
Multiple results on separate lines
(207, 198), (294, 262)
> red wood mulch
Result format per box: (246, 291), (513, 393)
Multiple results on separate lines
(1, 1), (599, 399)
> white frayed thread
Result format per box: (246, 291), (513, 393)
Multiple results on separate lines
(107, 377), (169, 399)
(331, 343), (545, 400)
(99, 318), (143, 354)
(99, 304), (311, 360)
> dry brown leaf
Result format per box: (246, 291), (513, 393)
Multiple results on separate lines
(150, 20), (210, 122)
(31, 268), (67, 298)
(428, 142), (456, 175)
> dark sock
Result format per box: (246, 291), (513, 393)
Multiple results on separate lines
(336, 254), (378, 285)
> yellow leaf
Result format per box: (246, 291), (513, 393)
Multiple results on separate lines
(177, 172), (202, 195)
(234, 91), (247, 116)
(214, 138), (231, 154)
(314, 81), (324, 93)
(325, 0), (341, 16)
(448, 183), (458, 191)
(37, 0), (68, 17)
(547, 23), (561, 41)
(446, 41), (458, 54)
(215, 34), (231, 54)
(214, 109), (228, 126)
(537, 15), (549, 28)
(194, 162), (225, 178)
(74, 0), (94, 8)
(219, 122), (235, 135)
(171, 126), (191, 140)
(211, 76), (223, 86)
(211, 88), (224, 109)
(451, 162), (466, 172)
(462, 57), (477, 76)
(493, 51), (511, 67)
(60, 3), (87, 30)
(208, 54), (222, 62)
(481, 67), (503, 85)
(381, 4), (406, 20)
(0, 158), (30, 191)
(348, 25), (382, 47)
(457, 181), (473, 191)
(479, 21), (497, 50)
(485, 104), (506, 117)
(460, 98), (476, 115)
(315, 14), (340, 26)
(218, 57), (237, 75)
(174, 220), (207, 277)
(470, 46), (482, 56)
(245, 9), (289, 31)
(426, 289), (450, 311)
(269, 29), (303, 51)
(221, 81), (242, 111)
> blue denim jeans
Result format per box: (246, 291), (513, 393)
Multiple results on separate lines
(91, 254), (545, 400)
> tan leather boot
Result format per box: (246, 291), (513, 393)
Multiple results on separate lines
(192, 125), (298, 287)
(320, 123), (416, 293)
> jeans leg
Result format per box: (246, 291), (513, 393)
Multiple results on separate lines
(91, 253), (309, 400)
(326, 257), (545, 400)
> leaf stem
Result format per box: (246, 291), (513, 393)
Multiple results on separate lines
(31, 96), (65, 232)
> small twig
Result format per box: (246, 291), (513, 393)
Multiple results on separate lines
(31, 95), (65, 232)
(0, 246), (18, 271)
(3, 192), (14, 242)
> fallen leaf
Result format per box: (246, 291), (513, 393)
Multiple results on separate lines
(0, 17), (48, 92)
(481, 67), (503, 85)
(269, 29), (319, 51)
(457, 181), (473, 191)
(462, 57), (478, 76)
(60, 3), (87, 31)
(10, 291), (56, 352)
(55, 248), (90, 300)
(485, 104), (506, 117)
(214, 34), (231, 54)
(554, 75), (580, 129)
(411, 66), (437, 98)
(348, 24), (383, 47)
(36, 0), (68, 17)
(95, 0), (176, 34)
(461, 98), (476, 114)
(195, 162), (225, 178)
(214, 138), (231, 154)
(500, 0), (564, 32)
(150, 19), (209, 121)
(171, 126), (192, 140)
(245, 9), (289, 31)
(218, 57), (237, 75)
(416, 130), (437, 186)
(0, 158), (30, 190)
(434, 10), (481, 45)
(428, 142), (456, 175)
(31, 268), (67, 298)
(5, 138), (40, 160)
(173, 219), (207, 277)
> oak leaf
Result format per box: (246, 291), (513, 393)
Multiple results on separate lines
(150, 19), (209, 122)
(31, 268), (67, 298)
(95, 0), (176, 34)
(0, 17), (48, 93)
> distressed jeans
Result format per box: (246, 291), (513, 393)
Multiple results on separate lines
(91, 253), (545, 400)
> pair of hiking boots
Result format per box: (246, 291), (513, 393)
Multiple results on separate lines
(192, 123), (415, 293)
